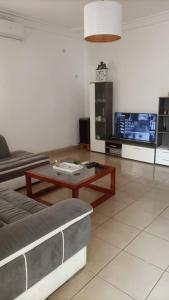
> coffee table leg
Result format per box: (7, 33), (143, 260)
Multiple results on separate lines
(26, 174), (32, 197)
(72, 188), (79, 198)
(111, 169), (116, 194)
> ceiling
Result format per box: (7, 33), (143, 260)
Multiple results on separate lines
(0, 0), (169, 29)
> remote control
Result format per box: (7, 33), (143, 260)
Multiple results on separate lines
(86, 162), (100, 168)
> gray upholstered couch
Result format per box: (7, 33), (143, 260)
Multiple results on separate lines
(0, 135), (49, 190)
(0, 187), (93, 300)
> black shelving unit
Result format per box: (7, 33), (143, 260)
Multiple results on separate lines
(105, 138), (122, 157)
(95, 82), (112, 141)
(157, 98), (169, 147)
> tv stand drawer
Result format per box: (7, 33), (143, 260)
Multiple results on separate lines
(122, 144), (155, 163)
(156, 157), (169, 166)
(156, 148), (169, 165)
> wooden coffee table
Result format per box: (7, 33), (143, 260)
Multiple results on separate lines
(25, 163), (116, 208)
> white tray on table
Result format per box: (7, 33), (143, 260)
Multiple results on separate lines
(53, 162), (83, 174)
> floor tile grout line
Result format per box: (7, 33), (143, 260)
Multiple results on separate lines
(93, 222), (141, 250)
(108, 216), (142, 230)
(120, 204), (169, 249)
(109, 196), (169, 233)
(92, 188), (169, 299)
(90, 208), (169, 296)
(121, 226), (169, 270)
(92, 206), (143, 248)
(133, 199), (169, 211)
(123, 249), (166, 271)
(107, 217), (144, 231)
(49, 184), (143, 300)
(92, 212), (134, 233)
(91, 200), (137, 231)
(70, 272), (98, 300)
(142, 203), (169, 231)
(91, 197), (169, 274)
(96, 276), (137, 300)
(90, 234), (123, 250)
(145, 267), (169, 299)
(121, 227), (150, 249)
(70, 264), (136, 300)
(144, 229), (169, 244)
(92, 214), (114, 231)
(91, 233), (123, 250)
(89, 247), (125, 277)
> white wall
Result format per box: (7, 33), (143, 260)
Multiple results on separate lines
(2, 14), (169, 153)
(84, 18), (169, 116)
(0, 27), (85, 152)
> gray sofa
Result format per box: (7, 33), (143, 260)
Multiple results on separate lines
(0, 187), (93, 300)
(0, 135), (49, 190)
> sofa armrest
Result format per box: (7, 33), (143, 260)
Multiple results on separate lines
(0, 198), (93, 263)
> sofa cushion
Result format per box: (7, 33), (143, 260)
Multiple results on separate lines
(0, 135), (10, 159)
(0, 150), (49, 183)
(0, 196), (92, 300)
(0, 189), (46, 226)
(0, 198), (92, 263)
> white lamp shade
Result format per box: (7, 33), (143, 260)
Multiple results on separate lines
(84, 1), (122, 42)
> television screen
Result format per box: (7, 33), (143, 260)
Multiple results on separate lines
(115, 112), (157, 143)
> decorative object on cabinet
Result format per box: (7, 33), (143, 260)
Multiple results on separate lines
(96, 61), (109, 82)
(84, 1), (122, 42)
(90, 81), (113, 153)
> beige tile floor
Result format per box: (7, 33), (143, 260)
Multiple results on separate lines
(37, 148), (169, 300)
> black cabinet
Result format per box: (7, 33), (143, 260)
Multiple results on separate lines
(95, 82), (113, 141)
(157, 97), (169, 147)
(79, 118), (90, 144)
(90, 81), (113, 153)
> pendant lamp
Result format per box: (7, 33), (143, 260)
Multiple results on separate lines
(84, 0), (122, 42)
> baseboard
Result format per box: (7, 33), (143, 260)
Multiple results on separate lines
(42, 145), (80, 156)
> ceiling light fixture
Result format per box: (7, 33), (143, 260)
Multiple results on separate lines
(84, 0), (122, 42)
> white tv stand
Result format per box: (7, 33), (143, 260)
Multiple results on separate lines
(156, 146), (169, 166)
(122, 144), (155, 164)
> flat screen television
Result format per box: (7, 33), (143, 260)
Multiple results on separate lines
(115, 112), (157, 143)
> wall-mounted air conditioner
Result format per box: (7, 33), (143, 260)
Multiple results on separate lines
(0, 19), (24, 40)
